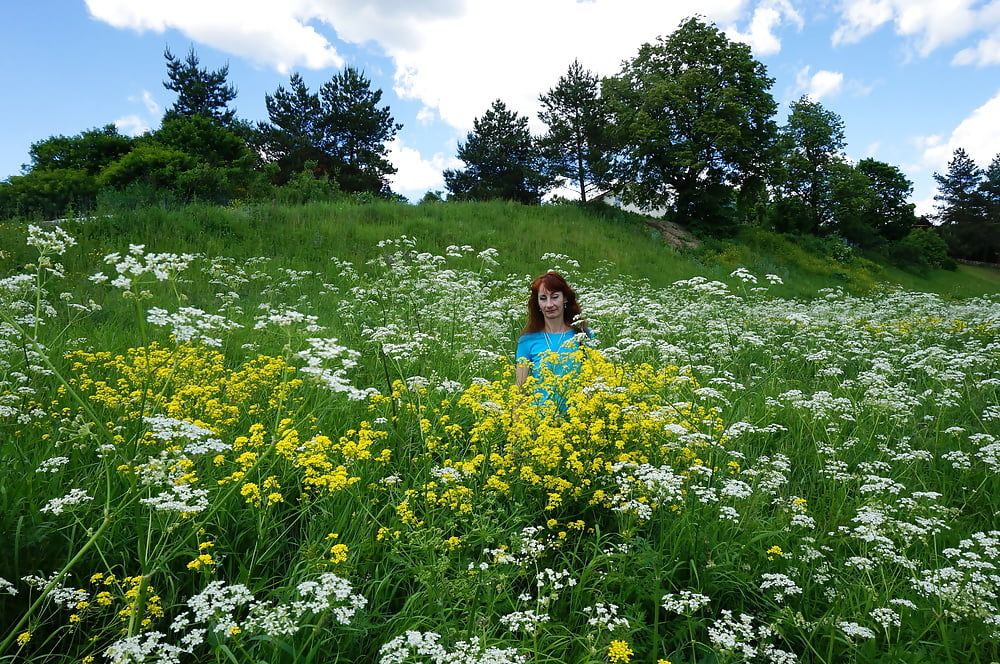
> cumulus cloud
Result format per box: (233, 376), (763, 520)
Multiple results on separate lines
(726, 0), (804, 56)
(832, 0), (1000, 60)
(86, 0), (764, 133)
(915, 89), (1000, 172)
(386, 137), (463, 198)
(114, 115), (151, 136)
(85, 0), (345, 73)
(794, 66), (845, 101)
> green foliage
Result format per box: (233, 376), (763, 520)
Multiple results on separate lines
(855, 158), (916, 242)
(318, 67), (401, 194)
(162, 46), (238, 125)
(274, 161), (342, 205)
(980, 153), (1000, 222)
(154, 114), (254, 167)
(772, 96), (846, 234)
(604, 16), (777, 231)
(933, 148), (985, 226)
(887, 228), (956, 272)
(418, 190), (445, 204)
(259, 68), (401, 195)
(98, 142), (198, 191)
(93, 181), (180, 212)
(259, 73), (328, 183)
(537, 59), (612, 203)
(700, 226), (883, 292)
(0, 168), (99, 219)
(444, 100), (550, 204)
(829, 161), (877, 246)
(940, 220), (1000, 263)
(27, 125), (135, 175)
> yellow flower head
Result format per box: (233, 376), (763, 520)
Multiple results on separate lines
(607, 639), (634, 663)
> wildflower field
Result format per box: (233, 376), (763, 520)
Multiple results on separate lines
(1, 216), (998, 664)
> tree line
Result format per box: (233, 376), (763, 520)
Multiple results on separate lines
(2, 18), (997, 266)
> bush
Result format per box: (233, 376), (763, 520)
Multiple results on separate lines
(887, 228), (956, 272)
(0, 168), (99, 219)
(99, 143), (198, 191)
(274, 163), (342, 205)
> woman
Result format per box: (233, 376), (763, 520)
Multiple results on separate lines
(515, 272), (592, 408)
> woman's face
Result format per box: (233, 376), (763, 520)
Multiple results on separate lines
(537, 285), (565, 322)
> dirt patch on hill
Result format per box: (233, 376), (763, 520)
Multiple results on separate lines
(642, 218), (701, 249)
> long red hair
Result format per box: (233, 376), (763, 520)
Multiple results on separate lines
(521, 271), (587, 335)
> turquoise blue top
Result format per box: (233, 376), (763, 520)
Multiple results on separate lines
(516, 329), (594, 411)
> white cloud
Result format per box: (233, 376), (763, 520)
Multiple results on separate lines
(952, 27), (1000, 66)
(912, 195), (936, 217)
(863, 141), (880, 157)
(128, 90), (161, 116)
(114, 115), (151, 136)
(794, 66), (845, 100)
(86, 0), (760, 134)
(387, 137), (462, 198)
(832, 0), (1000, 60)
(85, 0), (344, 73)
(727, 0), (804, 56)
(415, 106), (436, 126)
(916, 89), (1000, 172)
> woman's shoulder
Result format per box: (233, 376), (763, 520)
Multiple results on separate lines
(518, 331), (543, 342)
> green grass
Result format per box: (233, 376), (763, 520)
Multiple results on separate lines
(5, 200), (993, 300)
(1, 204), (998, 663)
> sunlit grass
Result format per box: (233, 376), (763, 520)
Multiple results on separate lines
(0, 207), (997, 663)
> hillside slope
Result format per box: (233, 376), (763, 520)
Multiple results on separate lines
(2, 200), (997, 299)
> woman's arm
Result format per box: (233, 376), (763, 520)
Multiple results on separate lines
(515, 363), (532, 388)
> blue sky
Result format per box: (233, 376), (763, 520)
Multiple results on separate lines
(2, 0), (999, 212)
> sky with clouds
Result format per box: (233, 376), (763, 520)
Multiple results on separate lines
(2, 0), (999, 213)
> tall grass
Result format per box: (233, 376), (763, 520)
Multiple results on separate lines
(0, 205), (998, 663)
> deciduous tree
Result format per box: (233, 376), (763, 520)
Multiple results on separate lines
(604, 17), (777, 229)
(27, 125), (134, 175)
(773, 96), (846, 234)
(855, 158), (916, 242)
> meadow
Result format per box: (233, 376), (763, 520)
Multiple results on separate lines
(0, 204), (998, 663)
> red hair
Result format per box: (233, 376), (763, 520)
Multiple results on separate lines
(521, 271), (587, 334)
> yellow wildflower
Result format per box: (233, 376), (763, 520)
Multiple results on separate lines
(607, 640), (634, 663)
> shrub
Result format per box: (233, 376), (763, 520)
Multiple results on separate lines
(888, 228), (956, 271)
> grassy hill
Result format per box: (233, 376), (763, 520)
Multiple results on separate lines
(2, 200), (999, 663)
(2, 199), (998, 299)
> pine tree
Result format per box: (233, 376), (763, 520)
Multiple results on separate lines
(537, 59), (611, 203)
(979, 153), (1000, 223)
(259, 69), (401, 194)
(163, 46), (238, 125)
(318, 67), (401, 194)
(933, 148), (985, 226)
(444, 100), (550, 204)
(259, 73), (329, 182)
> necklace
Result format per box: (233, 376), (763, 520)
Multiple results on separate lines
(544, 329), (567, 353)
